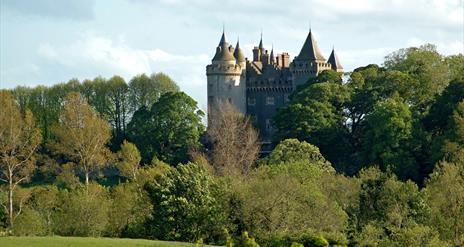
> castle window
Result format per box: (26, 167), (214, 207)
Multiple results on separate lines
(228, 98), (232, 104)
(266, 96), (275, 105)
(284, 93), (290, 103)
(248, 97), (256, 106)
(266, 119), (272, 131)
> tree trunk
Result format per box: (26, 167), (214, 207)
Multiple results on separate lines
(8, 169), (14, 227)
(85, 172), (89, 186)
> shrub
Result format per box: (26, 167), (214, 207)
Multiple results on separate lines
(12, 207), (46, 236)
(144, 162), (227, 243)
(53, 183), (110, 236)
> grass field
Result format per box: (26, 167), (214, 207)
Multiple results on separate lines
(0, 236), (216, 247)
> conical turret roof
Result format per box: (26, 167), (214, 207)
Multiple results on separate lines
(295, 30), (326, 62)
(270, 46), (276, 64)
(212, 31), (236, 62)
(327, 48), (343, 70)
(258, 32), (264, 50)
(234, 39), (246, 62)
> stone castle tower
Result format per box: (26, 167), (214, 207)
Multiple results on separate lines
(206, 32), (246, 119)
(206, 29), (343, 145)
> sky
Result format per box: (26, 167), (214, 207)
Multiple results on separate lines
(1, 0), (463, 110)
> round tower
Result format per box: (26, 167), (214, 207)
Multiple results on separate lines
(206, 32), (246, 123)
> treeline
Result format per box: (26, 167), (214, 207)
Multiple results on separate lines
(11, 72), (179, 150)
(0, 44), (463, 246)
(274, 44), (464, 184)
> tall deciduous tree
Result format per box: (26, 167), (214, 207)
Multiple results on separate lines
(128, 73), (179, 113)
(207, 102), (260, 176)
(362, 97), (416, 180)
(426, 161), (464, 245)
(127, 92), (204, 165)
(0, 91), (41, 227)
(116, 140), (141, 181)
(51, 92), (111, 186)
(384, 44), (449, 112)
(273, 71), (352, 172)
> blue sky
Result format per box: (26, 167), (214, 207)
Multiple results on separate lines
(1, 0), (463, 110)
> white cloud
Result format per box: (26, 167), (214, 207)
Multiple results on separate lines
(37, 32), (208, 78)
(338, 47), (397, 71)
(36, 32), (210, 105)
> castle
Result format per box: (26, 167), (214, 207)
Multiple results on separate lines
(206, 29), (343, 146)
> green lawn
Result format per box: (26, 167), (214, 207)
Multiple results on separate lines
(0, 236), (217, 247)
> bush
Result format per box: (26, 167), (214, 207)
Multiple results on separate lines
(144, 162), (227, 243)
(262, 232), (330, 247)
(11, 207), (46, 236)
(106, 182), (152, 237)
(53, 183), (110, 236)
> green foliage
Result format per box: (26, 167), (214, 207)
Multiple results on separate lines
(145, 162), (226, 243)
(362, 97), (416, 180)
(445, 54), (464, 81)
(357, 167), (428, 230)
(50, 92), (112, 185)
(128, 73), (179, 112)
(116, 140), (141, 181)
(273, 80), (351, 172)
(235, 160), (347, 242)
(425, 161), (464, 245)
(107, 182), (152, 237)
(384, 44), (449, 111)
(238, 231), (260, 247)
(263, 139), (331, 170)
(53, 183), (110, 237)
(263, 232), (331, 247)
(11, 207), (46, 236)
(424, 79), (464, 164)
(127, 92), (204, 164)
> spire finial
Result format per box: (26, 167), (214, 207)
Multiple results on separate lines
(222, 22), (225, 33)
(259, 29), (263, 49)
(219, 24), (227, 45)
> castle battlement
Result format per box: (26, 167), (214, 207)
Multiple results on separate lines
(206, 63), (243, 75)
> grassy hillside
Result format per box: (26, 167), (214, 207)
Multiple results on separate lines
(0, 236), (216, 247)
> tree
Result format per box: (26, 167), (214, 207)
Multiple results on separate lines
(445, 54), (464, 81)
(127, 92), (204, 165)
(238, 160), (347, 242)
(425, 161), (464, 245)
(106, 76), (130, 149)
(356, 167), (429, 236)
(125, 106), (153, 163)
(107, 182), (152, 237)
(362, 97), (416, 180)
(116, 140), (141, 181)
(50, 92), (111, 186)
(53, 183), (110, 236)
(263, 139), (330, 169)
(207, 102), (260, 176)
(384, 44), (449, 112)
(144, 162), (226, 243)
(0, 91), (41, 227)
(128, 73), (179, 113)
(273, 77), (352, 172)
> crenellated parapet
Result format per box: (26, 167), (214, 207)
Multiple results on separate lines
(206, 63), (243, 76)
